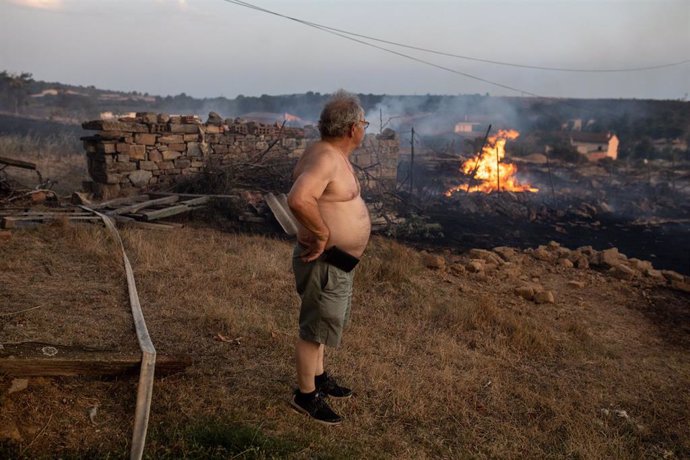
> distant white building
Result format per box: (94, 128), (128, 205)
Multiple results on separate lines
(570, 132), (619, 161)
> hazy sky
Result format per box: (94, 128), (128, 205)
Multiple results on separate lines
(1, 0), (688, 100)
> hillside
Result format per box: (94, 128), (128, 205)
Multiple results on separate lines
(1, 222), (689, 458)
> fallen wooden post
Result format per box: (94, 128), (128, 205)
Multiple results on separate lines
(2, 215), (102, 229)
(0, 155), (37, 170)
(139, 196), (209, 221)
(0, 343), (191, 377)
(108, 195), (180, 215)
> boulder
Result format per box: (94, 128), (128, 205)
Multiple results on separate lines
(515, 286), (535, 300)
(532, 247), (554, 262)
(207, 111), (223, 126)
(423, 253), (446, 270)
(671, 280), (690, 293)
(574, 256), (589, 269)
(469, 248), (503, 265)
(493, 246), (517, 261)
(534, 290), (556, 304)
(609, 264), (636, 280)
(466, 259), (485, 273)
(645, 268), (664, 279)
(558, 258), (574, 268)
(629, 258), (653, 272)
(661, 270), (684, 282)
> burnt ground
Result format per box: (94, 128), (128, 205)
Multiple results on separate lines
(393, 158), (690, 276)
(428, 209), (690, 276)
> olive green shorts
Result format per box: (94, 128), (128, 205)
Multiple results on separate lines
(293, 245), (355, 348)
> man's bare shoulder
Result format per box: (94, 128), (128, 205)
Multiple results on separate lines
(294, 141), (340, 176)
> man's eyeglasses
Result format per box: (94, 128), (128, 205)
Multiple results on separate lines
(358, 120), (370, 129)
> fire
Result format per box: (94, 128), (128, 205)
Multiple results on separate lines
(445, 129), (538, 196)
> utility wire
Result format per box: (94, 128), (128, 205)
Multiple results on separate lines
(223, 0), (689, 73)
(223, 0), (541, 97)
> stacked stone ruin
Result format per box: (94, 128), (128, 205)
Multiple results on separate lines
(81, 112), (400, 198)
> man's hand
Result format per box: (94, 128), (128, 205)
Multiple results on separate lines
(299, 233), (329, 262)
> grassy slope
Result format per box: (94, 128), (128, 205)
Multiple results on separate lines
(0, 224), (688, 459)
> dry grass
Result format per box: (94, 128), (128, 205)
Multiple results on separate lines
(1, 224), (689, 459)
(0, 134), (87, 195)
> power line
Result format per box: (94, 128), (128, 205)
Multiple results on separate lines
(223, 0), (689, 73)
(222, 0), (541, 97)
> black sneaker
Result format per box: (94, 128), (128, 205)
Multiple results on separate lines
(316, 372), (353, 399)
(290, 390), (343, 426)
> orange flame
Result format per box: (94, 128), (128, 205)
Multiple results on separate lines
(445, 129), (538, 196)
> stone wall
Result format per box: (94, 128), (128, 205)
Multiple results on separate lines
(81, 112), (400, 198)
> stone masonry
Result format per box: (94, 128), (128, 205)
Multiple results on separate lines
(81, 112), (400, 198)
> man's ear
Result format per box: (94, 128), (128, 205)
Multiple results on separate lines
(348, 123), (356, 138)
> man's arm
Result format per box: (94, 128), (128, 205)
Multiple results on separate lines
(287, 150), (337, 261)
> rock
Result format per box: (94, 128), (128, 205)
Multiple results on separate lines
(645, 268), (664, 279)
(469, 248), (503, 265)
(558, 258), (574, 268)
(574, 256), (589, 269)
(596, 248), (621, 268)
(534, 290), (555, 304)
(671, 280), (690, 293)
(466, 259), (485, 273)
(609, 264), (636, 280)
(629, 258), (653, 272)
(0, 231), (11, 241)
(547, 241), (560, 250)
(207, 112), (223, 125)
(493, 246), (517, 261)
(423, 254), (445, 270)
(577, 245), (596, 256)
(128, 170), (153, 187)
(661, 270), (684, 282)
(567, 280), (586, 288)
(532, 247), (554, 262)
(556, 247), (572, 258)
(158, 113), (170, 123)
(7, 379), (28, 394)
(515, 286), (535, 300)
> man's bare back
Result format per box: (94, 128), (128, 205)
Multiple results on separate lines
(290, 141), (370, 258)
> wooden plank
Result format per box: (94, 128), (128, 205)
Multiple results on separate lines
(265, 192), (298, 236)
(89, 194), (151, 210)
(2, 215), (102, 228)
(0, 343), (190, 377)
(0, 155), (37, 170)
(139, 197), (209, 221)
(108, 195), (180, 215)
(0, 211), (94, 217)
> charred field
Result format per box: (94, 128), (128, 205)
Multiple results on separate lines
(391, 154), (690, 276)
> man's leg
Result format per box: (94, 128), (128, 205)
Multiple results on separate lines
(295, 338), (322, 392)
(316, 343), (325, 376)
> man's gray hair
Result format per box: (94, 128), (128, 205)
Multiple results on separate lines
(318, 90), (363, 139)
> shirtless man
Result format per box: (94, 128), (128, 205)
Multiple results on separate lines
(287, 90), (371, 425)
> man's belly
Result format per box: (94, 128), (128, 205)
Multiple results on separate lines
(298, 198), (371, 258)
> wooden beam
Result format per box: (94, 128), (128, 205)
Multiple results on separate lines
(89, 194), (151, 210)
(2, 215), (102, 229)
(0, 343), (191, 377)
(139, 196), (209, 221)
(0, 156), (37, 170)
(108, 195), (180, 215)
